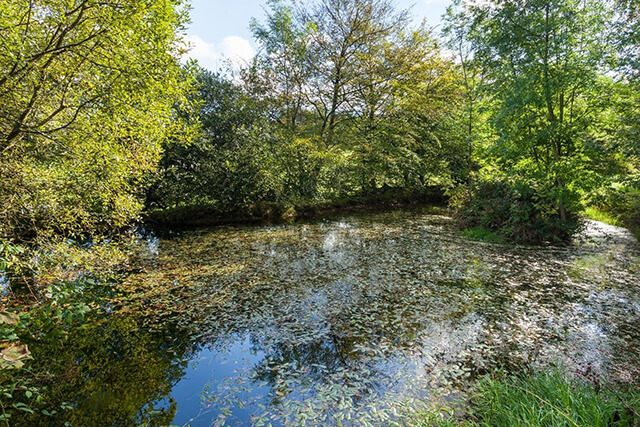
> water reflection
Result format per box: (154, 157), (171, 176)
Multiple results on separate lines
(19, 312), (194, 426)
(20, 210), (640, 425)
(137, 211), (638, 425)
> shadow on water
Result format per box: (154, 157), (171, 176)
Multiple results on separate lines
(15, 208), (640, 425)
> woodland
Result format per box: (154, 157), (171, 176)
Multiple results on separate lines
(0, 0), (639, 425)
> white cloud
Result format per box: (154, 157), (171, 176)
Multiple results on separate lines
(219, 36), (255, 66)
(184, 35), (255, 71)
(184, 35), (216, 67)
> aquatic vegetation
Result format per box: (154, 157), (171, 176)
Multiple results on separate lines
(124, 209), (640, 425)
(2, 209), (640, 425)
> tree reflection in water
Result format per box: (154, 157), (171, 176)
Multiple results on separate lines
(17, 312), (194, 426)
(13, 209), (640, 425)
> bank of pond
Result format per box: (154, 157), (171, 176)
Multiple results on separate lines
(1, 207), (639, 425)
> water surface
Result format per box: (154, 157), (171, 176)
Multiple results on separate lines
(29, 209), (640, 425)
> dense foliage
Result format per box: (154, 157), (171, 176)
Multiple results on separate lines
(452, 178), (582, 242)
(0, 0), (190, 241)
(0, 0), (636, 245)
(0, 0), (190, 420)
(144, 0), (640, 242)
(443, 0), (639, 241)
(147, 0), (468, 217)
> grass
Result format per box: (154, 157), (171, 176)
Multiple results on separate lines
(413, 371), (640, 426)
(583, 206), (621, 227)
(469, 372), (640, 426)
(461, 227), (505, 243)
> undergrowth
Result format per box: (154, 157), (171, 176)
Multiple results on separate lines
(460, 227), (505, 243)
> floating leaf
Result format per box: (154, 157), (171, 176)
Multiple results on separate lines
(0, 311), (19, 325)
(0, 343), (30, 369)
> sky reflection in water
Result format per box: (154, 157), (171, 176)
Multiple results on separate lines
(126, 209), (640, 426)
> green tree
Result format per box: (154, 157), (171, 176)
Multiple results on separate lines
(390, 49), (467, 189)
(149, 0), (469, 215)
(0, 0), (190, 240)
(462, 0), (612, 223)
(614, 0), (640, 172)
(349, 25), (466, 192)
(302, 0), (410, 145)
(616, 0), (640, 78)
(148, 68), (285, 214)
(250, 0), (314, 133)
(443, 0), (488, 183)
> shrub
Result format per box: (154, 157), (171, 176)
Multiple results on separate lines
(452, 178), (582, 243)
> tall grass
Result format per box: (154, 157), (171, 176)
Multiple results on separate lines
(470, 372), (639, 426)
(461, 227), (505, 243)
(413, 371), (640, 426)
(583, 206), (621, 227)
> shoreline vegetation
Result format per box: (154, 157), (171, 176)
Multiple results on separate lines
(416, 370), (640, 426)
(145, 193), (639, 244)
(583, 193), (640, 240)
(144, 188), (448, 230)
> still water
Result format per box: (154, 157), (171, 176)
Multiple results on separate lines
(27, 208), (640, 425)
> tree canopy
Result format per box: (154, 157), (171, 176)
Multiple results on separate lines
(1, 0), (639, 242)
(0, 0), (190, 240)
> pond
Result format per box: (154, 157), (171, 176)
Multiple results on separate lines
(22, 208), (640, 425)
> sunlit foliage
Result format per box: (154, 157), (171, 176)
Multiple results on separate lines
(0, 0), (191, 240)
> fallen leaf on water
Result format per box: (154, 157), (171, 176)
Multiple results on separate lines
(0, 311), (19, 325)
(0, 343), (31, 369)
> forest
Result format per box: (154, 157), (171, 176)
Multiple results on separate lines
(0, 0), (639, 425)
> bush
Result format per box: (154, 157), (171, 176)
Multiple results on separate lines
(452, 178), (582, 243)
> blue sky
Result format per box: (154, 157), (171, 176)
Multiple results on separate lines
(184, 0), (451, 71)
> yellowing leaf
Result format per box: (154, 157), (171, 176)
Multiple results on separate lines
(0, 343), (31, 369)
(0, 311), (19, 325)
